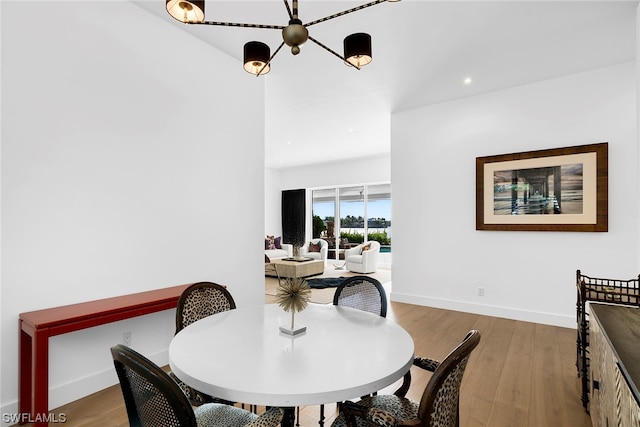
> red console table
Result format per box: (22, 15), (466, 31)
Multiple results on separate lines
(19, 284), (190, 426)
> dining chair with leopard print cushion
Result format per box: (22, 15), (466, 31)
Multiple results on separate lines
(171, 282), (237, 406)
(332, 330), (481, 427)
(111, 344), (283, 427)
(176, 282), (236, 333)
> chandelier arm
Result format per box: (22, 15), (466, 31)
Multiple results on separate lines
(192, 21), (285, 30)
(293, 0), (299, 19)
(308, 36), (360, 70)
(304, 0), (387, 27)
(257, 41), (286, 77)
(283, 0), (293, 20)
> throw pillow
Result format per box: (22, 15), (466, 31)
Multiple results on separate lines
(361, 243), (371, 253)
(274, 236), (282, 249)
(265, 235), (276, 250)
(309, 242), (320, 252)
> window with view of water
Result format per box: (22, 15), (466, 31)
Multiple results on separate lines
(312, 184), (391, 260)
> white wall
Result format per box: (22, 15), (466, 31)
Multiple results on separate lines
(1, 1), (265, 419)
(637, 4), (640, 270)
(391, 62), (638, 328)
(277, 154), (391, 190)
(264, 167), (283, 237)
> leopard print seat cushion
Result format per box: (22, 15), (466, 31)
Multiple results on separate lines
(194, 404), (283, 427)
(331, 395), (419, 427)
(367, 407), (400, 427)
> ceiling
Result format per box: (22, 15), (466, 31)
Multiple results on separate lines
(133, 0), (638, 169)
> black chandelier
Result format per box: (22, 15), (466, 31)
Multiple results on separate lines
(166, 0), (399, 76)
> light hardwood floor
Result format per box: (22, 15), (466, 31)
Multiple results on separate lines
(17, 292), (592, 427)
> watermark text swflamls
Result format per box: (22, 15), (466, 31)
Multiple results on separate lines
(2, 412), (67, 424)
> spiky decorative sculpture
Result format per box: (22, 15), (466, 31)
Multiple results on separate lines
(276, 277), (311, 334)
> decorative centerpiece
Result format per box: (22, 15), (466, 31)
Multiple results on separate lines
(276, 277), (311, 336)
(291, 244), (308, 261)
(293, 244), (302, 258)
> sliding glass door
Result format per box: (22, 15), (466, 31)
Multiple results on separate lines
(312, 184), (391, 260)
(311, 188), (335, 237)
(339, 186), (365, 242)
(366, 184), (391, 252)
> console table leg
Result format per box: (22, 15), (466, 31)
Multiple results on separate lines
(18, 325), (49, 426)
(32, 329), (49, 426)
(18, 325), (32, 421)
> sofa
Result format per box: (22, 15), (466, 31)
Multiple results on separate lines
(299, 239), (329, 264)
(344, 241), (381, 274)
(264, 235), (292, 261)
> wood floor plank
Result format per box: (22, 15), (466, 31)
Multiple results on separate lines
(460, 314), (510, 426)
(529, 323), (571, 426)
(487, 320), (536, 426)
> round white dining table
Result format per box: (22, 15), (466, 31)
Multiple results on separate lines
(169, 303), (414, 410)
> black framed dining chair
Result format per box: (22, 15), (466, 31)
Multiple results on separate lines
(331, 330), (482, 427)
(332, 275), (387, 318)
(170, 282), (237, 406)
(323, 275), (391, 425)
(110, 344), (283, 427)
(175, 281), (236, 334)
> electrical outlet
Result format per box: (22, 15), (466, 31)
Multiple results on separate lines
(478, 287), (485, 297)
(123, 331), (132, 346)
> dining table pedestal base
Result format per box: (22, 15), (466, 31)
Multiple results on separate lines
(282, 407), (296, 427)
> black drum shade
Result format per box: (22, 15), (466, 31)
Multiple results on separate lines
(244, 41), (271, 75)
(344, 33), (372, 68)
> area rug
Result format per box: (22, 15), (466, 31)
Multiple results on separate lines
(265, 267), (391, 305)
(305, 276), (347, 289)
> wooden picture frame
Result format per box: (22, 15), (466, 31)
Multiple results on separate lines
(476, 142), (608, 232)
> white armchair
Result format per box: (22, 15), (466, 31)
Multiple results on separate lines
(264, 236), (293, 261)
(345, 241), (380, 274)
(299, 239), (329, 264)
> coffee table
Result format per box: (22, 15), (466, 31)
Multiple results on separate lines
(267, 258), (324, 279)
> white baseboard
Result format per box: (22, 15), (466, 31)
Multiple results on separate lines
(1, 349), (168, 427)
(389, 292), (575, 329)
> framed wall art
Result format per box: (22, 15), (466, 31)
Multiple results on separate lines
(476, 142), (608, 232)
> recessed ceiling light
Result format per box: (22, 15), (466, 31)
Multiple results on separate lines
(463, 77), (472, 85)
